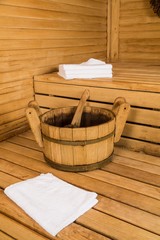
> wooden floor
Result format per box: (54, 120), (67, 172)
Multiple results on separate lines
(0, 131), (160, 240)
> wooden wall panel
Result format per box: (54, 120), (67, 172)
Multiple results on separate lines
(0, 0), (107, 141)
(119, 0), (160, 62)
(109, 0), (160, 63)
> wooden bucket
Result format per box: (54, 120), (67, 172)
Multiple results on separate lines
(40, 106), (115, 171)
(26, 97), (130, 172)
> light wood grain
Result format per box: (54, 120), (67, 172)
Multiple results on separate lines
(0, 131), (160, 239)
(117, 137), (160, 157)
(34, 81), (160, 108)
(110, 0), (120, 61)
(0, 4), (105, 22)
(77, 209), (160, 240)
(118, 0), (160, 62)
(102, 162), (160, 186)
(112, 155), (160, 175)
(114, 146), (160, 166)
(0, 0), (107, 141)
(0, 230), (15, 240)
(82, 170), (160, 200)
(0, 214), (52, 240)
(0, 0), (106, 17)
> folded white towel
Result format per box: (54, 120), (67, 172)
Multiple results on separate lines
(58, 71), (112, 79)
(4, 173), (98, 236)
(59, 64), (112, 71)
(59, 68), (112, 75)
(58, 58), (113, 80)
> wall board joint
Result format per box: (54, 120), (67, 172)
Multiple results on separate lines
(110, 0), (120, 62)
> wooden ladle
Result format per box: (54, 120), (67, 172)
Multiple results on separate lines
(66, 89), (90, 128)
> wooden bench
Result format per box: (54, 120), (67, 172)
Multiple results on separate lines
(34, 63), (160, 157)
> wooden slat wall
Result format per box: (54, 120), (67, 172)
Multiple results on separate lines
(0, 0), (107, 141)
(109, 0), (160, 62)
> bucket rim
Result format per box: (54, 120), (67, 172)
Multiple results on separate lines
(40, 106), (115, 129)
(40, 106), (115, 119)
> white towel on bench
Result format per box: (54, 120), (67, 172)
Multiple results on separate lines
(4, 173), (98, 236)
(58, 58), (113, 79)
(58, 71), (112, 79)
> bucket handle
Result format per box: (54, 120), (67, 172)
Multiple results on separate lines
(26, 101), (43, 147)
(25, 89), (90, 147)
(112, 97), (130, 143)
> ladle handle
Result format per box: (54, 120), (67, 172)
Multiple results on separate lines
(71, 89), (90, 127)
(112, 97), (130, 143)
(26, 101), (43, 147)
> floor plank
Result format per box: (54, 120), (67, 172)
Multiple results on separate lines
(82, 170), (160, 200)
(0, 131), (160, 240)
(8, 136), (41, 151)
(0, 214), (54, 240)
(102, 162), (160, 186)
(96, 195), (160, 235)
(0, 146), (160, 216)
(0, 140), (43, 161)
(77, 209), (160, 240)
(1, 166), (160, 235)
(1, 148), (160, 216)
(114, 147), (160, 166)
(112, 155), (160, 175)
(0, 230), (15, 240)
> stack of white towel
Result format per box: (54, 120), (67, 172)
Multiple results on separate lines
(58, 58), (112, 80)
